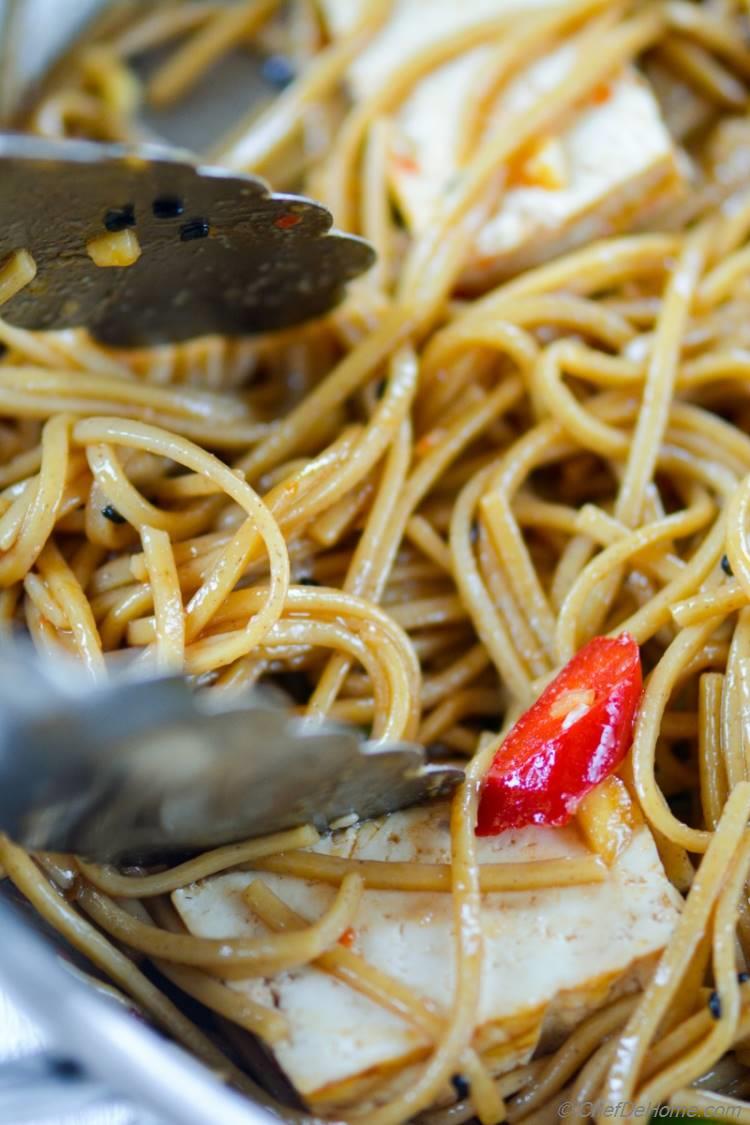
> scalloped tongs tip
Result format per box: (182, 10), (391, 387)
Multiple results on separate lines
(0, 134), (374, 346)
(0, 648), (462, 864)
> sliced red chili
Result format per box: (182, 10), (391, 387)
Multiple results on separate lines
(274, 213), (302, 230)
(476, 633), (642, 836)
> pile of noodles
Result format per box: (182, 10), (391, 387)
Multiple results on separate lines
(4, 1), (750, 1121)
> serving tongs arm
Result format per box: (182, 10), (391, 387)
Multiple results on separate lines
(0, 897), (281, 1125)
(0, 648), (462, 864)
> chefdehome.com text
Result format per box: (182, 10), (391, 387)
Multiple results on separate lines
(557, 1099), (741, 1118)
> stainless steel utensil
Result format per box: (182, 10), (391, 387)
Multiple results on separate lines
(0, 0), (108, 125)
(0, 0), (276, 147)
(0, 134), (374, 346)
(0, 2), (372, 347)
(0, 896), (280, 1124)
(0, 647), (462, 863)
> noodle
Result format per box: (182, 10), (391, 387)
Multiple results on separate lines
(249, 850), (606, 892)
(76, 871), (363, 978)
(4, 1), (750, 1121)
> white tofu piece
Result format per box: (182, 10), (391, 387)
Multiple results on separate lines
(318, 0), (564, 98)
(317, 0), (685, 286)
(173, 803), (680, 1111)
(389, 44), (685, 285)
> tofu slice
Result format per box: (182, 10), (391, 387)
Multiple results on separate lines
(173, 803), (680, 1111)
(390, 45), (685, 286)
(318, 0), (563, 99)
(318, 0), (685, 287)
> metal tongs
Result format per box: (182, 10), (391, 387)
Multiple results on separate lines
(0, 134), (374, 345)
(0, 648), (461, 863)
(0, 1), (375, 345)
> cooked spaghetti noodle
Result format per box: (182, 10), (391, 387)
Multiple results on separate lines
(3, 1), (750, 1122)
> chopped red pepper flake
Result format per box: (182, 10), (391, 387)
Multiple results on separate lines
(393, 152), (420, 175)
(339, 927), (357, 948)
(275, 213), (302, 230)
(476, 634), (642, 836)
(590, 81), (613, 105)
(415, 429), (446, 457)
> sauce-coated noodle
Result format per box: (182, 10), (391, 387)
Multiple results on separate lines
(4, 2), (750, 1121)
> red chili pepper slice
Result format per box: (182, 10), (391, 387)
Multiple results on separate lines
(476, 633), (642, 836)
(274, 212), (302, 230)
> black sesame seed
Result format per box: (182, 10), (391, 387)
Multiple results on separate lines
(261, 54), (296, 89)
(153, 195), (185, 219)
(104, 204), (135, 232)
(299, 576), (320, 586)
(739, 972), (750, 984)
(708, 990), (722, 1019)
(180, 218), (210, 242)
(101, 504), (126, 525)
(50, 1058), (83, 1080)
(721, 554), (733, 576)
(375, 378), (387, 400)
(451, 1075), (470, 1100)
(470, 519), (479, 545)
